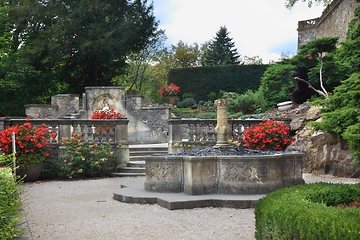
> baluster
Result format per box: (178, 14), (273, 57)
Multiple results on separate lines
(84, 123), (94, 143)
(108, 123), (115, 143)
(79, 123), (86, 142)
(189, 124), (196, 141)
(195, 124), (201, 141)
(200, 124), (206, 142)
(209, 124), (216, 141)
(93, 123), (101, 143)
(185, 123), (191, 141)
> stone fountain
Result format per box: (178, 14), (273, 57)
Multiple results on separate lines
(144, 99), (304, 195)
(114, 99), (304, 209)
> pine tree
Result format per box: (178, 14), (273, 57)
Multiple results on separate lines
(205, 26), (240, 66)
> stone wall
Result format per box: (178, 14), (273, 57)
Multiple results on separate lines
(24, 87), (170, 144)
(286, 104), (360, 177)
(298, 0), (360, 47)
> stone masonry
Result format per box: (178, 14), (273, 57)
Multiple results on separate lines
(298, 0), (360, 47)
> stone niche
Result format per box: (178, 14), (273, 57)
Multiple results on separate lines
(85, 86), (126, 119)
(144, 152), (304, 195)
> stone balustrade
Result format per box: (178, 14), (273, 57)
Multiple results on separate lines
(168, 118), (291, 153)
(0, 118), (130, 167)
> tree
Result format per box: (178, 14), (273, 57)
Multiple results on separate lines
(205, 26), (240, 66)
(5, 0), (160, 94)
(293, 36), (340, 98)
(260, 58), (296, 108)
(112, 30), (166, 91)
(172, 41), (202, 68)
(243, 56), (263, 65)
(285, 0), (331, 9)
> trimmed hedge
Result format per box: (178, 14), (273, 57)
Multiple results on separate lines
(168, 64), (268, 101)
(255, 183), (360, 240)
(0, 167), (23, 239)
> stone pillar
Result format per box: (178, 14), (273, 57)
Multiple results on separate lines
(214, 99), (230, 148)
(115, 119), (129, 168)
(168, 118), (184, 154)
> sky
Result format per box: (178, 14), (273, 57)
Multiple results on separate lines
(152, 0), (326, 63)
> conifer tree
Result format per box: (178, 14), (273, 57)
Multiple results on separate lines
(205, 26), (240, 66)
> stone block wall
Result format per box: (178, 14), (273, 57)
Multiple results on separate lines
(298, 0), (360, 47)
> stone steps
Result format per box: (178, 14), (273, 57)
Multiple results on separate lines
(112, 144), (168, 177)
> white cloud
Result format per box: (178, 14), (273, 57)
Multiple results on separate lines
(154, 0), (325, 63)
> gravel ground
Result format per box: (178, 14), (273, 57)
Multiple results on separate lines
(19, 174), (360, 240)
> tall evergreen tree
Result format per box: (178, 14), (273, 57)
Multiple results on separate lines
(205, 26), (240, 66)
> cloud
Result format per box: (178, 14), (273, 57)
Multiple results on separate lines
(153, 0), (325, 63)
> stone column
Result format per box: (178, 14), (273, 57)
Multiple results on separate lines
(214, 99), (230, 148)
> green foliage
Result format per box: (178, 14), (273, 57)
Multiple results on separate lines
(285, 0), (332, 9)
(311, 73), (360, 164)
(169, 64), (268, 101)
(205, 26), (240, 66)
(255, 183), (360, 240)
(194, 112), (217, 119)
(260, 60), (296, 108)
(177, 98), (197, 108)
(206, 92), (217, 102)
(0, 166), (23, 239)
(44, 135), (119, 179)
(182, 92), (195, 100)
(221, 90), (265, 114)
(1, 0), (160, 96)
(171, 108), (196, 118)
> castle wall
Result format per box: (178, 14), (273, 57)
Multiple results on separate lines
(298, 0), (360, 47)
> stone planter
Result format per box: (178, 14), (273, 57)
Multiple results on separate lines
(277, 101), (293, 111)
(17, 162), (43, 182)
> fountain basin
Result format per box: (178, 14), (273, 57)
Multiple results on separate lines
(144, 152), (304, 195)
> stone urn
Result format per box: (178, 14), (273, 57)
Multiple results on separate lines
(17, 162), (44, 182)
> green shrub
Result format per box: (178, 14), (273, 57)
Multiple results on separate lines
(182, 92), (195, 100)
(222, 90), (266, 114)
(171, 108), (197, 118)
(44, 134), (119, 179)
(194, 112), (217, 119)
(206, 92), (217, 102)
(255, 183), (360, 240)
(311, 72), (360, 165)
(0, 164), (23, 239)
(177, 98), (197, 108)
(260, 60), (296, 108)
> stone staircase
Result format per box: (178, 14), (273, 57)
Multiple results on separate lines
(111, 143), (168, 177)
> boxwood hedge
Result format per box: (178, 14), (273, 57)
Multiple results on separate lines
(255, 183), (360, 240)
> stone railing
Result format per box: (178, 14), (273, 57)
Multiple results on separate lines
(168, 118), (291, 153)
(0, 118), (130, 167)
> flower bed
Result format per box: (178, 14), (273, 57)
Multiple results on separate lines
(243, 120), (294, 151)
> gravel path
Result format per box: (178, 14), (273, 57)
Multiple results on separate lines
(19, 174), (360, 240)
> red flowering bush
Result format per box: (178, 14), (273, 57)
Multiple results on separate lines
(91, 108), (126, 119)
(0, 120), (57, 169)
(159, 83), (180, 97)
(243, 120), (294, 151)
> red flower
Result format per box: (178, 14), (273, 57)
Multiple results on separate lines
(243, 120), (294, 151)
(159, 83), (180, 97)
(91, 108), (126, 120)
(0, 120), (54, 169)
